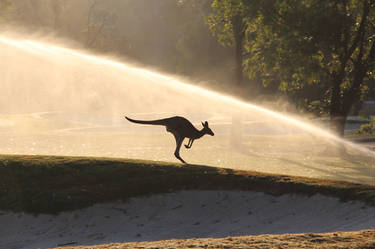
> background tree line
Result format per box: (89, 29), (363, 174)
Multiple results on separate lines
(207, 0), (375, 135)
(1, 0), (245, 93)
(1, 0), (375, 136)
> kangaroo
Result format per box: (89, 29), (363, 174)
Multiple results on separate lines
(125, 116), (214, 163)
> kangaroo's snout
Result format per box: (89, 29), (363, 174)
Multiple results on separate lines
(207, 128), (214, 136)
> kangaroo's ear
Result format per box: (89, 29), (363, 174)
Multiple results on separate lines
(204, 121), (208, 126)
(201, 121), (205, 127)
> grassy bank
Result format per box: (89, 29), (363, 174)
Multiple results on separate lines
(57, 230), (375, 249)
(0, 154), (375, 214)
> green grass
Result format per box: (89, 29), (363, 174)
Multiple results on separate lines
(1, 154), (375, 214)
(346, 132), (375, 142)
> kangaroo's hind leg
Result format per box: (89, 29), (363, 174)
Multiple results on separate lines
(184, 138), (194, 149)
(173, 134), (186, 163)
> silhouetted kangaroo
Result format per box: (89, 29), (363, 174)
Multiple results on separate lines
(125, 116), (214, 163)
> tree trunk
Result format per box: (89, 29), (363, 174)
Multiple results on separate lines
(231, 113), (243, 147)
(231, 14), (245, 147)
(330, 113), (347, 137)
(329, 1), (372, 137)
(234, 39), (243, 87)
(329, 72), (346, 136)
(232, 13), (245, 88)
(231, 41), (244, 146)
(330, 67), (366, 137)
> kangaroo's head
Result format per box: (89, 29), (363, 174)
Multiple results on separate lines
(201, 121), (214, 136)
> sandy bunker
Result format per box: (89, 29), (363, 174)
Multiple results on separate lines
(1, 190), (375, 249)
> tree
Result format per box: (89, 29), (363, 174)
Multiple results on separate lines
(84, 0), (117, 48)
(206, 0), (249, 87)
(0, 0), (11, 23)
(207, 0), (260, 147)
(242, 0), (375, 136)
(0, 0), (10, 12)
(50, 0), (65, 32)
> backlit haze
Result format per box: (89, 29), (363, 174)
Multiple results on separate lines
(1, 35), (375, 184)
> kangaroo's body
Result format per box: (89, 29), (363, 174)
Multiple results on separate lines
(125, 116), (214, 163)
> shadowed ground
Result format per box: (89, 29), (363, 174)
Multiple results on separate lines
(1, 155), (375, 249)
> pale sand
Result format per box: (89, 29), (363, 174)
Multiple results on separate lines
(1, 190), (375, 249)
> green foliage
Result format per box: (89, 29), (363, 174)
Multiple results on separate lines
(0, 0), (10, 21)
(208, 0), (375, 133)
(206, 0), (263, 86)
(219, 0), (375, 134)
(357, 118), (375, 134)
(206, 0), (250, 47)
(233, 0), (375, 134)
(0, 0), (10, 11)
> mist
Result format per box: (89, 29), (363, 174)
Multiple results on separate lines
(0, 1), (375, 185)
(0, 35), (374, 185)
(1, 0), (241, 91)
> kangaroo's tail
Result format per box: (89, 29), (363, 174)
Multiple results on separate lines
(125, 116), (168, 126)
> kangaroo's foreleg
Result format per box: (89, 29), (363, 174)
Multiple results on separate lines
(184, 138), (194, 149)
(173, 134), (186, 164)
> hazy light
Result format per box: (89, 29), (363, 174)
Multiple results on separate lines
(1, 35), (374, 184)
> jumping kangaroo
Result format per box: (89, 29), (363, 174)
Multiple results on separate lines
(125, 116), (214, 163)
